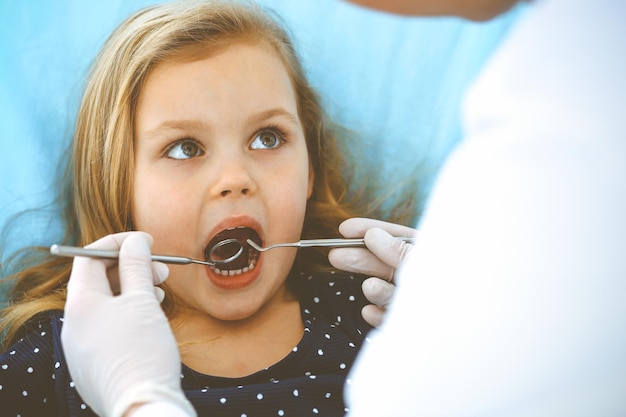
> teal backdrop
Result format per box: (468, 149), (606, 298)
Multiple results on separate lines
(0, 0), (523, 285)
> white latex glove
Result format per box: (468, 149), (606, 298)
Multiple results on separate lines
(61, 232), (196, 417)
(328, 218), (415, 327)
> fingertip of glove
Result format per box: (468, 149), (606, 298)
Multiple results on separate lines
(154, 286), (166, 303)
(152, 262), (170, 284)
(122, 233), (153, 257)
(364, 227), (390, 240)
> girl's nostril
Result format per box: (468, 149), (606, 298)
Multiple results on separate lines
(220, 188), (249, 197)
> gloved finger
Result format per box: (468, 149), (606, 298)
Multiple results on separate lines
(117, 233), (158, 296)
(154, 286), (166, 303)
(339, 217), (416, 239)
(152, 262), (170, 285)
(67, 256), (113, 298)
(361, 304), (385, 328)
(362, 277), (395, 308)
(329, 229), (413, 281)
(67, 232), (144, 297)
(105, 259), (168, 295)
(363, 227), (414, 271)
(328, 247), (393, 279)
(331, 218), (416, 281)
(105, 265), (121, 295)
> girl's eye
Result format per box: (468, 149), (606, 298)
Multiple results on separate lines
(166, 139), (203, 160)
(250, 129), (285, 150)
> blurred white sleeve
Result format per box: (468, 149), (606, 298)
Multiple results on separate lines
(346, 0), (626, 415)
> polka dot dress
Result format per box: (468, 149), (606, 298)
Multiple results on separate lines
(0, 315), (93, 416)
(0, 271), (372, 416)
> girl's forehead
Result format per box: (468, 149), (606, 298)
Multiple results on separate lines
(141, 38), (297, 102)
(153, 37), (287, 74)
(135, 40), (301, 134)
(144, 40), (295, 99)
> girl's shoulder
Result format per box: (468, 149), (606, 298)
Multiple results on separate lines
(294, 270), (372, 336)
(1, 310), (62, 363)
(295, 270), (368, 306)
(0, 310), (96, 416)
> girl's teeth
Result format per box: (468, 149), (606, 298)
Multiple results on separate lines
(211, 259), (257, 276)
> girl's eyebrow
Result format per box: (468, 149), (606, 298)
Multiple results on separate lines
(141, 108), (300, 140)
(140, 119), (211, 140)
(245, 108), (300, 126)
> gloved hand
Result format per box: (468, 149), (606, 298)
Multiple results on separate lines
(328, 218), (415, 327)
(61, 232), (196, 417)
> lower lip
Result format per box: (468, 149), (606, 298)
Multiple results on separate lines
(204, 258), (262, 290)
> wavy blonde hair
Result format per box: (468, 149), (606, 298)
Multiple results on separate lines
(1, 0), (418, 349)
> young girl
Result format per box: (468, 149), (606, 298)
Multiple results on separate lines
(0, 1), (417, 416)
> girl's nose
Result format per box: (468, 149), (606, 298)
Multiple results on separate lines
(209, 155), (256, 199)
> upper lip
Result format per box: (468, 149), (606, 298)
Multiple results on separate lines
(205, 216), (264, 248)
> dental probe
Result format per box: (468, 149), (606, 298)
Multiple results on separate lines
(246, 236), (415, 252)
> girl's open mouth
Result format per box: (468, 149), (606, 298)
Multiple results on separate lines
(204, 226), (262, 276)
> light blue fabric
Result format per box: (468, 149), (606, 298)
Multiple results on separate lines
(0, 0), (523, 269)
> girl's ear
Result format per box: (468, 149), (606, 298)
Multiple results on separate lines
(307, 162), (315, 199)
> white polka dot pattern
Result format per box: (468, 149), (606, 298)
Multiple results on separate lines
(0, 271), (372, 416)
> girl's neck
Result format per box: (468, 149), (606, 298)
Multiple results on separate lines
(169, 290), (304, 378)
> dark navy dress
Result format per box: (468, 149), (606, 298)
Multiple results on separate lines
(0, 271), (372, 416)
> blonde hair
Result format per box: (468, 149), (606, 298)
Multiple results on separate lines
(1, 0), (418, 348)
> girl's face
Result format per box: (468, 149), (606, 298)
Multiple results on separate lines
(132, 41), (314, 321)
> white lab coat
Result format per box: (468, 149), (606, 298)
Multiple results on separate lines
(346, 0), (626, 415)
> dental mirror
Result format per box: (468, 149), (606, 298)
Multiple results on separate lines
(206, 238), (244, 264)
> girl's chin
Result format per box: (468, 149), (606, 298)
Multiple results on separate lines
(201, 299), (271, 322)
(169, 298), (267, 323)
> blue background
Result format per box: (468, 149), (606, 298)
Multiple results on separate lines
(0, 0), (522, 265)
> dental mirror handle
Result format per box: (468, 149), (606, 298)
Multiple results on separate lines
(50, 244), (213, 266)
